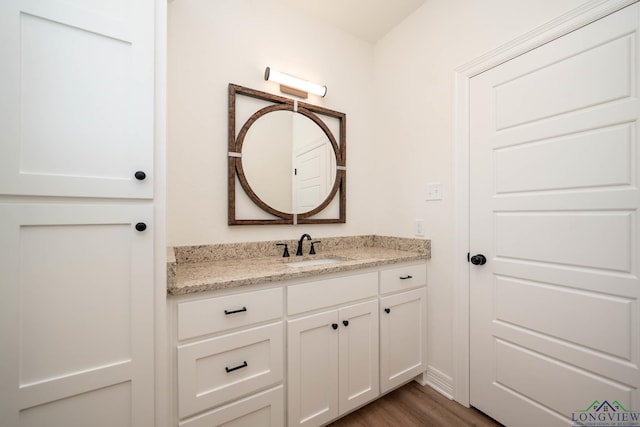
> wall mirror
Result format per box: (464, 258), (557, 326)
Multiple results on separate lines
(228, 83), (346, 225)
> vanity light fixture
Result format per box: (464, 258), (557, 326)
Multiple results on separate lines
(264, 67), (327, 98)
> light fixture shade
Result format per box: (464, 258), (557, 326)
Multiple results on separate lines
(264, 67), (327, 97)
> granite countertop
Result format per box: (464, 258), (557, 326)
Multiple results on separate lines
(167, 235), (430, 296)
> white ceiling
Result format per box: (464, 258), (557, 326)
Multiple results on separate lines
(280, 0), (428, 43)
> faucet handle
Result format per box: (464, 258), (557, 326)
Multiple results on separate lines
(276, 243), (289, 258)
(309, 241), (321, 255)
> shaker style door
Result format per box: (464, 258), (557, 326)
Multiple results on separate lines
(287, 310), (340, 427)
(338, 300), (379, 415)
(379, 287), (427, 393)
(0, 203), (154, 427)
(0, 0), (154, 198)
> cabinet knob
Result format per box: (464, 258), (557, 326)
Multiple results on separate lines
(135, 222), (147, 232)
(384, 308), (391, 314)
(342, 320), (349, 327)
(331, 323), (338, 330)
(134, 171), (147, 181)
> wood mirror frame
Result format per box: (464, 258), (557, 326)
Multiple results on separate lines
(228, 83), (346, 225)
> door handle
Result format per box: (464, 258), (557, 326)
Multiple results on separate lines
(469, 254), (487, 265)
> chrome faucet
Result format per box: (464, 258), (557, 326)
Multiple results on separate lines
(295, 233), (312, 256)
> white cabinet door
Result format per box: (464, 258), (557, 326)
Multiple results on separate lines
(380, 287), (427, 393)
(288, 300), (380, 427)
(0, 203), (154, 426)
(338, 300), (379, 415)
(0, 0), (154, 198)
(287, 310), (339, 427)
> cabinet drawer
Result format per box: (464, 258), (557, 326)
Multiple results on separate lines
(379, 263), (426, 294)
(288, 272), (378, 315)
(179, 386), (284, 427)
(178, 287), (283, 340)
(177, 322), (284, 418)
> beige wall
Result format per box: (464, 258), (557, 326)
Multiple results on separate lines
(167, 0), (376, 245)
(168, 0), (591, 393)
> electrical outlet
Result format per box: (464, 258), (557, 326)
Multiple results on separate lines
(415, 219), (425, 237)
(426, 182), (443, 201)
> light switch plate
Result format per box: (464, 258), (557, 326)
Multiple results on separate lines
(426, 182), (443, 201)
(415, 219), (425, 237)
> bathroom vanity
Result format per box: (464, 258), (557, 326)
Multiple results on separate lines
(167, 236), (430, 427)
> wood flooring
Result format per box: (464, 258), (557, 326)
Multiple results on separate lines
(327, 381), (503, 427)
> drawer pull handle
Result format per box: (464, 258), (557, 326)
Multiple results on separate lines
(224, 306), (247, 315)
(225, 361), (248, 373)
(399, 275), (413, 280)
(384, 308), (391, 314)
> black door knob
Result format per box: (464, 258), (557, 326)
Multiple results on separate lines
(470, 254), (487, 265)
(384, 308), (391, 314)
(135, 222), (147, 232)
(134, 171), (146, 180)
(342, 320), (349, 327)
(331, 323), (338, 330)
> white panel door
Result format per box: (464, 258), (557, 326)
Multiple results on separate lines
(0, 0), (154, 198)
(0, 203), (154, 426)
(470, 4), (640, 426)
(295, 140), (333, 213)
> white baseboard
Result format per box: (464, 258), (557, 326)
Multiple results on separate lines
(425, 365), (454, 400)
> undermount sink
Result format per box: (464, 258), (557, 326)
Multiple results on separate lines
(285, 257), (345, 268)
